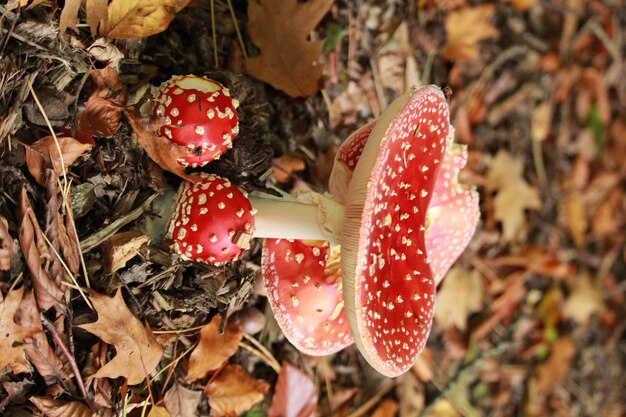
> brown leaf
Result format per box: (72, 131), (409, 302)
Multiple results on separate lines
(269, 362), (317, 417)
(0, 288), (39, 374)
(563, 272), (604, 325)
(245, 0), (334, 97)
(163, 383), (202, 417)
(86, 0), (109, 36)
(30, 396), (95, 417)
(25, 136), (94, 186)
(186, 316), (243, 382)
(127, 113), (199, 182)
(272, 154), (306, 183)
(442, 5), (499, 61)
(101, 231), (150, 273)
(19, 186), (65, 311)
(486, 151), (541, 242)
(102, 0), (193, 39)
(17, 290), (68, 385)
(77, 67), (127, 138)
(205, 364), (269, 417)
(435, 267), (484, 331)
(59, 0), (81, 35)
(533, 337), (575, 408)
(79, 289), (163, 385)
(0, 215), (13, 271)
(372, 399), (399, 417)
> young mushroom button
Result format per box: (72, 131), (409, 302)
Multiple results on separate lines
(168, 175), (255, 265)
(341, 85), (450, 377)
(153, 75), (240, 168)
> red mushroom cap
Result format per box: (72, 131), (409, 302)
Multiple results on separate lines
(341, 85), (449, 376)
(262, 239), (353, 355)
(426, 131), (480, 285)
(328, 120), (376, 203)
(153, 75), (239, 168)
(168, 174), (255, 265)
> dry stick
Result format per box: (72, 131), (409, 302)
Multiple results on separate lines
(347, 380), (396, 417)
(238, 342), (280, 374)
(40, 314), (94, 409)
(241, 332), (281, 372)
(226, 0), (247, 59)
(210, 0), (219, 68)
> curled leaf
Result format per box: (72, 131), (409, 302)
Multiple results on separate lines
(25, 136), (94, 186)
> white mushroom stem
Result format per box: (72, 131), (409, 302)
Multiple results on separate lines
(249, 192), (345, 244)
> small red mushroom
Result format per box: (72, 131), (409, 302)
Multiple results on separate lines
(341, 85), (450, 376)
(168, 174), (255, 265)
(153, 75), (239, 168)
(262, 239), (352, 355)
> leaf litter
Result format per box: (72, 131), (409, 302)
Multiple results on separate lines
(0, 0), (624, 416)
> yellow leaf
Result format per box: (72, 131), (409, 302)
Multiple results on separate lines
(102, 0), (192, 39)
(435, 267), (483, 330)
(245, 0), (334, 97)
(79, 289), (163, 385)
(148, 406), (171, 417)
(205, 365), (268, 417)
(442, 5), (499, 61)
(563, 272), (604, 325)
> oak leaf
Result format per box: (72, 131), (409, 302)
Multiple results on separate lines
(435, 267), (484, 330)
(0, 288), (39, 374)
(102, 0), (193, 39)
(563, 272), (604, 325)
(163, 383), (202, 417)
(0, 215), (12, 271)
(269, 362), (317, 417)
(486, 151), (540, 242)
(205, 365), (269, 417)
(442, 5), (499, 61)
(59, 0), (81, 35)
(25, 136), (93, 186)
(30, 396), (95, 417)
(245, 0), (334, 97)
(79, 289), (163, 385)
(186, 316), (242, 382)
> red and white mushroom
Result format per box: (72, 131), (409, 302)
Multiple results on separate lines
(340, 85), (450, 377)
(262, 239), (352, 355)
(168, 174), (255, 265)
(153, 75), (239, 168)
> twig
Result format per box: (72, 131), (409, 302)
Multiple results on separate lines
(241, 332), (281, 373)
(347, 379), (396, 417)
(226, 0), (247, 59)
(40, 314), (94, 409)
(210, 0), (219, 68)
(238, 341), (280, 374)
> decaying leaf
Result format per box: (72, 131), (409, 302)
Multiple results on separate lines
(563, 271), (604, 325)
(19, 186), (65, 311)
(0, 216), (13, 271)
(30, 396), (95, 417)
(442, 5), (499, 61)
(25, 136), (94, 186)
(0, 288), (39, 374)
(269, 362), (317, 417)
(127, 113), (199, 182)
(205, 364), (269, 417)
(163, 382), (202, 417)
(79, 289), (163, 385)
(245, 0), (334, 97)
(77, 67), (127, 138)
(102, 0), (193, 39)
(186, 316), (243, 382)
(435, 267), (484, 330)
(17, 290), (69, 385)
(486, 151), (541, 242)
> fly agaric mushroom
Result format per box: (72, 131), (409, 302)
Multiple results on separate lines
(153, 75), (239, 168)
(168, 174), (255, 265)
(340, 85), (451, 377)
(262, 239), (352, 355)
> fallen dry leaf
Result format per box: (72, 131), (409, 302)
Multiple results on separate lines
(30, 396), (95, 417)
(17, 290), (69, 385)
(127, 113), (199, 183)
(563, 271), (604, 325)
(205, 364), (269, 417)
(435, 267), (484, 330)
(25, 136), (94, 186)
(102, 0), (193, 39)
(186, 316), (243, 382)
(486, 151), (541, 242)
(442, 5), (499, 61)
(59, 0), (81, 35)
(101, 231), (149, 273)
(269, 362), (317, 417)
(0, 288), (39, 374)
(163, 382), (202, 417)
(245, 0), (334, 97)
(148, 405), (171, 417)
(86, 0), (109, 36)
(77, 67), (127, 138)
(560, 191), (587, 247)
(272, 154), (306, 183)
(79, 289), (163, 385)
(0, 215), (12, 271)
(532, 337), (575, 410)
(19, 186), (65, 311)
(372, 399), (399, 417)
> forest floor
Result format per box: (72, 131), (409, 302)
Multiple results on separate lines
(0, 0), (624, 416)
